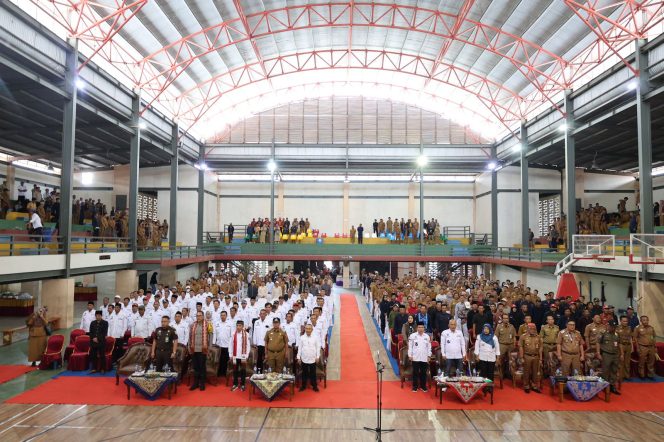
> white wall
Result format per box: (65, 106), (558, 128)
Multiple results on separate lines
(0, 163), (60, 199)
(73, 170), (115, 209)
(582, 172), (637, 211)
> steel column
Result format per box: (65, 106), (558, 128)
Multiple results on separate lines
(270, 142), (275, 245)
(197, 144), (205, 246)
(636, 39), (653, 234)
(60, 39), (78, 276)
(129, 92), (141, 258)
(419, 143), (424, 254)
(520, 122), (530, 249)
(491, 146), (498, 247)
(169, 123), (178, 248)
(564, 90), (576, 251)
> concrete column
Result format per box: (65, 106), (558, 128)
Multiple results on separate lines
(342, 262), (350, 288)
(277, 181), (285, 218)
(6, 164), (15, 201)
(115, 269), (138, 298)
(42, 278), (75, 329)
(638, 280), (664, 336)
(342, 182), (349, 233)
(408, 182), (416, 220)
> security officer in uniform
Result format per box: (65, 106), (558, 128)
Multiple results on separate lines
(556, 320), (585, 376)
(597, 320), (622, 395)
(539, 315), (559, 375)
(151, 315), (178, 371)
(616, 315), (633, 380)
(518, 323), (542, 393)
(264, 317), (289, 372)
(633, 315), (656, 379)
(496, 313), (516, 379)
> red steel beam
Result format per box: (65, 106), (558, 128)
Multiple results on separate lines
(167, 48), (528, 135)
(424, 0), (476, 88)
(563, 0), (664, 77)
(32, 0), (147, 73)
(134, 2), (565, 117)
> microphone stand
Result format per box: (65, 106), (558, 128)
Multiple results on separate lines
(363, 352), (394, 441)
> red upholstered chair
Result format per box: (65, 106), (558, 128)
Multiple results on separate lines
(104, 336), (116, 371)
(656, 343), (664, 377)
(64, 329), (86, 362)
(40, 334), (65, 370)
(68, 335), (91, 371)
(120, 329), (131, 351)
(127, 337), (144, 348)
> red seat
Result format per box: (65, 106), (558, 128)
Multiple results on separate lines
(126, 337), (144, 348)
(64, 329), (86, 362)
(40, 334), (65, 370)
(68, 335), (91, 371)
(656, 343), (664, 377)
(120, 329), (131, 351)
(104, 336), (116, 371)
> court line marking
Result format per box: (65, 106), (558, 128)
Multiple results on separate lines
(0, 404), (52, 436)
(23, 404), (87, 442)
(0, 404), (41, 428)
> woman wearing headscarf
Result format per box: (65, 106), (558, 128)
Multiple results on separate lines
(474, 323), (500, 380)
(401, 314), (417, 342)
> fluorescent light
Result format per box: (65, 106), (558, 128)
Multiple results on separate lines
(267, 160), (277, 172)
(75, 78), (85, 90)
(558, 123), (567, 132)
(487, 162), (497, 170)
(417, 155), (428, 167)
(81, 172), (93, 185)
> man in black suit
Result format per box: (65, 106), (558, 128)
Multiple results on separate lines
(89, 311), (108, 373)
(247, 280), (258, 299)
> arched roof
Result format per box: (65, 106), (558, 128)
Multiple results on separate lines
(22, 0), (664, 139)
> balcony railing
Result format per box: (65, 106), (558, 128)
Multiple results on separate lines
(0, 234), (131, 256)
(136, 243), (566, 263)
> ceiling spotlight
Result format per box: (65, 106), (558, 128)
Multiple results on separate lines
(512, 143), (522, 152)
(138, 121), (147, 130)
(267, 160), (277, 172)
(626, 79), (638, 90)
(196, 161), (208, 171)
(417, 155), (428, 167)
(75, 78), (85, 90)
(558, 123), (567, 132)
(487, 161), (497, 170)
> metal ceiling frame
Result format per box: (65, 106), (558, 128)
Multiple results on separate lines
(24, 1), (664, 138)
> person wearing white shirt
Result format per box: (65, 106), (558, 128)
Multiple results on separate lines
(132, 306), (153, 338)
(213, 311), (233, 377)
(252, 310), (271, 373)
(17, 181), (27, 202)
(27, 209), (43, 239)
(473, 323), (500, 381)
(108, 305), (128, 363)
(230, 321), (250, 391)
(441, 319), (467, 376)
(297, 323), (321, 391)
(80, 302), (96, 333)
(408, 324), (432, 392)
(308, 314), (326, 351)
(282, 312), (300, 368)
(257, 282), (268, 299)
(171, 312), (189, 345)
(127, 304), (140, 330)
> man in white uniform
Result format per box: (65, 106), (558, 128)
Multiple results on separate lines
(297, 323), (320, 391)
(213, 310), (233, 377)
(80, 302), (96, 333)
(408, 323), (432, 392)
(132, 305), (152, 338)
(252, 309), (271, 373)
(441, 319), (467, 376)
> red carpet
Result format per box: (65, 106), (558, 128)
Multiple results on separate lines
(0, 365), (36, 384)
(6, 294), (664, 410)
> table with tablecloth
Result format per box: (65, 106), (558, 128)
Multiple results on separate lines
(124, 371), (179, 401)
(249, 373), (295, 402)
(0, 298), (34, 316)
(434, 376), (494, 404)
(549, 375), (610, 402)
